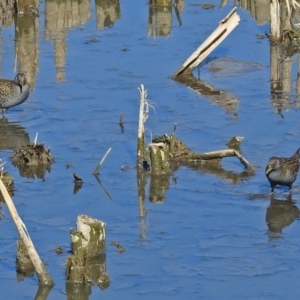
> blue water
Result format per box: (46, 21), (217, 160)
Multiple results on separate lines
(1, 0), (300, 299)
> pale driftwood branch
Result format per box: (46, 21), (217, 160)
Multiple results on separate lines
(192, 149), (253, 170)
(93, 147), (112, 175)
(173, 7), (240, 77)
(0, 179), (54, 286)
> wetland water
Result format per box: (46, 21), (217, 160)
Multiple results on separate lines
(1, 0), (300, 299)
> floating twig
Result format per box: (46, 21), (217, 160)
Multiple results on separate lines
(93, 147), (112, 175)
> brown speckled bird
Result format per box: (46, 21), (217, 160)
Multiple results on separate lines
(0, 73), (29, 114)
(265, 148), (300, 192)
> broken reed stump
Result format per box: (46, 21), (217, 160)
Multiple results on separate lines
(149, 141), (170, 174)
(137, 84), (154, 165)
(66, 215), (109, 290)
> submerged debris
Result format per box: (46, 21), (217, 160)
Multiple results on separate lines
(111, 241), (126, 253)
(0, 171), (14, 202)
(227, 136), (244, 151)
(150, 134), (254, 172)
(11, 143), (53, 166)
(0, 159), (14, 202)
(55, 246), (65, 254)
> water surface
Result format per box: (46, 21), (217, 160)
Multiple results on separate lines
(1, 0), (300, 299)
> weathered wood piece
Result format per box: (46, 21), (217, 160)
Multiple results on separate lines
(66, 215), (109, 288)
(149, 142), (170, 174)
(173, 7), (240, 77)
(71, 215), (106, 256)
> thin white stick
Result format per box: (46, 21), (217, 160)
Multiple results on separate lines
(138, 84), (147, 140)
(34, 132), (38, 146)
(93, 147), (112, 175)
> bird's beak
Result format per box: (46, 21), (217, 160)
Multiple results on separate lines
(265, 164), (272, 175)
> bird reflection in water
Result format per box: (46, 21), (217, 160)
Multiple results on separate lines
(266, 193), (300, 239)
(0, 117), (29, 152)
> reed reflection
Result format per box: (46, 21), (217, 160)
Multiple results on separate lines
(137, 169), (172, 241)
(45, 0), (91, 81)
(14, 14), (39, 91)
(221, 0), (300, 113)
(95, 0), (121, 29)
(148, 0), (185, 38)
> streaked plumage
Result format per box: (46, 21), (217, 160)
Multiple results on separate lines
(0, 73), (29, 114)
(265, 148), (300, 192)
